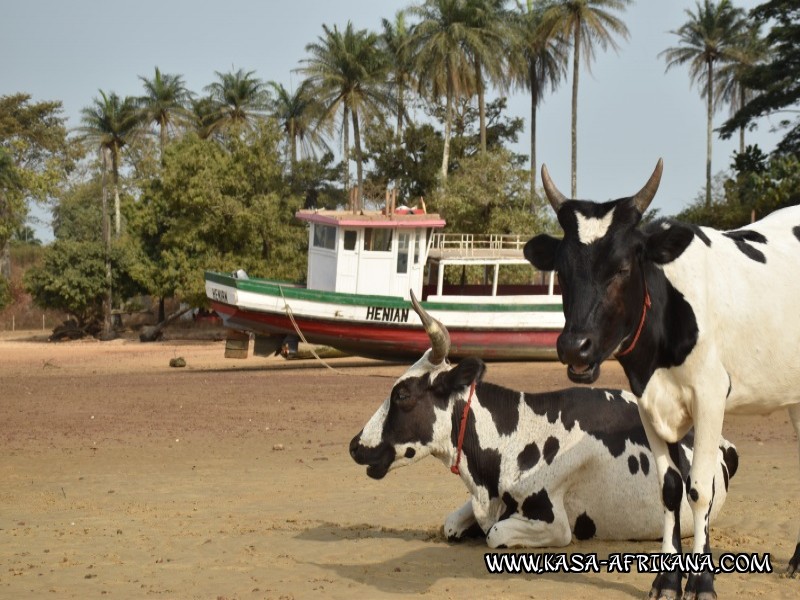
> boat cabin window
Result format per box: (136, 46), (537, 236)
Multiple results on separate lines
(363, 228), (392, 252)
(397, 233), (410, 273)
(313, 224), (336, 250)
(343, 230), (357, 251)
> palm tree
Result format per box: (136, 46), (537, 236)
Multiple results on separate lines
(267, 80), (329, 175)
(406, 0), (476, 181)
(715, 22), (769, 154)
(189, 95), (217, 140)
(542, 0), (632, 197)
(79, 90), (139, 237)
(380, 11), (416, 134)
(508, 0), (569, 205)
(79, 90), (138, 337)
(660, 0), (747, 206)
(300, 22), (393, 207)
(203, 68), (270, 136)
(137, 67), (193, 157)
(463, 0), (510, 154)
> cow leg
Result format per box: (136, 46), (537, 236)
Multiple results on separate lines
(683, 401), (726, 600)
(485, 499), (571, 549)
(638, 407), (685, 600)
(444, 500), (483, 542)
(787, 404), (800, 576)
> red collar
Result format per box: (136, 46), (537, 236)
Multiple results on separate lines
(616, 283), (651, 358)
(451, 381), (476, 475)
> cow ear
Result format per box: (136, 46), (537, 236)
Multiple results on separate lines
(645, 223), (695, 265)
(524, 234), (560, 272)
(433, 357), (486, 396)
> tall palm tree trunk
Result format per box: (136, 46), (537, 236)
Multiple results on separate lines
(529, 61), (542, 209)
(705, 57), (714, 207)
(441, 90), (453, 182)
(342, 105), (351, 192)
(111, 147), (121, 237)
(571, 20), (581, 198)
(101, 149), (113, 336)
(352, 109), (364, 210)
(476, 59), (487, 153)
(738, 86), (745, 154)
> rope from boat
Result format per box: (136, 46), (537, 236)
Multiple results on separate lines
(278, 285), (346, 374)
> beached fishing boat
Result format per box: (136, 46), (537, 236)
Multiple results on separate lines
(205, 208), (563, 361)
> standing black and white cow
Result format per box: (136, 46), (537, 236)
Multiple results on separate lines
(350, 293), (738, 549)
(524, 159), (800, 599)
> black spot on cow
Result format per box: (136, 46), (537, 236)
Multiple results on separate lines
(473, 381), (520, 435)
(793, 226), (800, 243)
(687, 223), (712, 247)
(727, 374), (732, 399)
(542, 437), (560, 465)
(628, 455), (640, 475)
(451, 401), (502, 499)
(499, 492), (519, 521)
(639, 452), (650, 476)
(722, 445), (738, 493)
(523, 388), (648, 458)
(404, 447), (415, 458)
(574, 512), (596, 540)
(517, 442), (540, 472)
(662, 467), (683, 512)
(723, 229), (767, 263)
(521, 489), (555, 523)
(686, 475), (699, 503)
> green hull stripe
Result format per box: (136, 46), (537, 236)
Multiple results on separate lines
(205, 271), (562, 313)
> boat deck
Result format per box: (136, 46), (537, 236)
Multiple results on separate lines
(426, 233), (529, 263)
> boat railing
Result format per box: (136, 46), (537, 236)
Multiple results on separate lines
(427, 233), (527, 259)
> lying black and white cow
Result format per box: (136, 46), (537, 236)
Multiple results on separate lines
(350, 293), (738, 549)
(524, 160), (800, 598)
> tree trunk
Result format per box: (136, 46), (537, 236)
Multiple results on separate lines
(352, 108), (363, 211)
(101, 149), (113, 338)
(530, 62), (539, 211)
(441, 90), (453, 182)
(342, 105), (350, 192)
(0, 239), (10, 282)
(571, 20), (580, 199)
(289, 117), (297, 176)
(738, 86), (745, 154)
(705, 57), (713, 208)
(476, 59), (487, 154)
(111, 146), (121, 237)
(158, 297), (166, 323)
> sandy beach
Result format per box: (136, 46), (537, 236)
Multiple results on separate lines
(1, 332), (797, 599)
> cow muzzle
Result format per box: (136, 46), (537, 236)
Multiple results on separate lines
(557, 332), (601, 384)
(349, 433), (395, 480)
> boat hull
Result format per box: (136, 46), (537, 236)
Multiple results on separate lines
(205, 272), (563, 361)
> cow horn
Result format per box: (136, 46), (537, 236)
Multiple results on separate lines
(541, 164), (568, 212)
(410, 289), (450, 365)
(631, 158), (663, 214)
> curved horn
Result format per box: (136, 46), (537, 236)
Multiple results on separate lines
(410, 289), (450, 365)
(631, 158), (664, 214)
(541, 164), (568, 212)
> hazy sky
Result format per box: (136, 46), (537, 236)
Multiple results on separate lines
(2, 0), (782, 240)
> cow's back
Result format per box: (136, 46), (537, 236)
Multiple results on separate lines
(660, 205), (800, 413)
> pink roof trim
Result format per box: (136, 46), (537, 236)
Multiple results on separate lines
(295, 209), (446, 229)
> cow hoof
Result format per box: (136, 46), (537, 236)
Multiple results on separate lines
(650, 591), (679, 600)
(681, 593), (716, 600)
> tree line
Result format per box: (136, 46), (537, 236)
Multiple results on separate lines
(0, 0), (797, 336)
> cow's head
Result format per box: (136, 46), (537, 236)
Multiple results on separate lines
(524, 159), (694, 384)
(349, 292), (485, 479)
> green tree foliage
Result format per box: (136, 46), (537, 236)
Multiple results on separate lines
(429, 148), (554, 234)
(130, 123), (306, 307)
(676, 145), (800, 228)
(24, 239), (137, 329)
(137, 67), (193, 156)
(0, 94), (72, 284)
(203, 68), (270, 136)
(719, 0), (800, 156)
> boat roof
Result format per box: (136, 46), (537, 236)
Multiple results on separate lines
(295, 209), (446, 229)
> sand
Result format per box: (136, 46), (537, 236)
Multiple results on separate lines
(1, 332), (798, 599)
